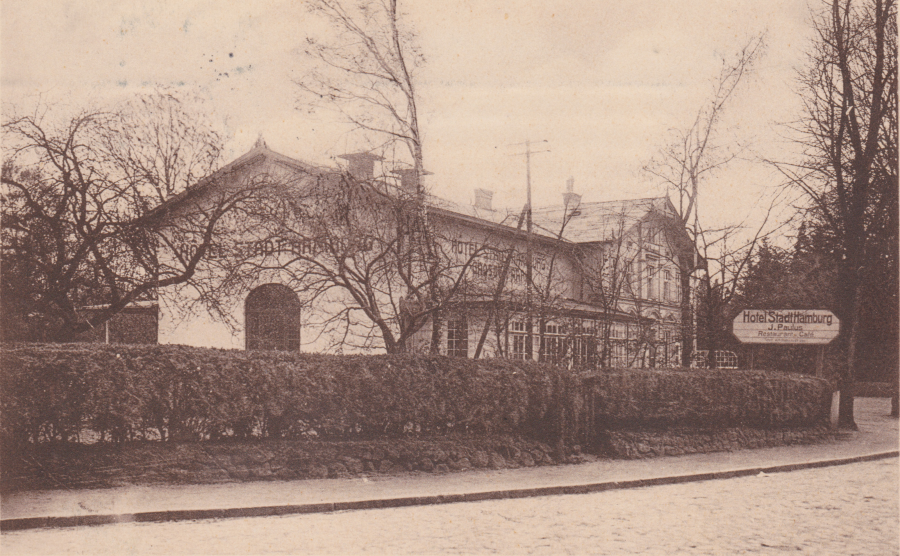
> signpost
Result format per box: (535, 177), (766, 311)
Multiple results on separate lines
(733, 309), (840, 380)
(733, 309), (841, 428)
(732, 309), (840, 345)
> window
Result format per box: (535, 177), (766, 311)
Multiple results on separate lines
(447, 317), (468, 358)
(611, 342), (628, 368)
(663, 269), (672, 302)
(511, 321), (528, 360)
(629, 261), (640, 295)
(627, 323), (640, 340)
(661, 328), (673, 364)
(647, 344), (658, 368)
(571, 319), (597, 368)
(646, 257), (659, 300)
(541, 323), (567, 365)
(245, 284), (302, 351)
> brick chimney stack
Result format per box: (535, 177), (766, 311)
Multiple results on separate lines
(337, 152), (383, 180)
(563, 177), (581, 208)
(474, 188), (493, 211)
(392, 168), (418, 193)
(391, 168), (433, 194)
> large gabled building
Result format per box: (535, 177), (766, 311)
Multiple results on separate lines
(149, 141), (702, 368)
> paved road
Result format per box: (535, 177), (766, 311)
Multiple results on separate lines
(4, 458), (896, 555)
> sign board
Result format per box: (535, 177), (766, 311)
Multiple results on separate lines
(732, 309), (840, 345)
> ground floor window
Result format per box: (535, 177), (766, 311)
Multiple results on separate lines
(611, 342), (628, 367)
(495, 314), (680, 369)
(540, 322), (567, 365)
(447, 316), (469, 358)
(245, 284), (302, 351)
(661, 327), (680, 366)
(510, 321), (529, 359)
(571, 319), (597, 367)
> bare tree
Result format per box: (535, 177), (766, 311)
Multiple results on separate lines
(567, 208), (638, 368)
(1, 93), (261, 341)
(773, 0), (897, 427)
(202, 169), (504, 354)
(298, 0), (424, 177)
(296, 0), (454, 350)
(644, 35), (766, 366)
(690, 197), (784, 367)
(529, 203), (581, 366)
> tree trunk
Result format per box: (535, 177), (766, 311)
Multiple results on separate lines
(380, 324), (403, 354)
(836, 253), (863, 430)
(429, 308), (443, 355)
(679, 266), (693, 367)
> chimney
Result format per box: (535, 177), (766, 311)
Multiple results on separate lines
(563, 177), (581, 209)
(391, 168), (433, 194)
(474, 188), (493, 211)
(392, 168), (418, 193)
(338, 152), (383, 180)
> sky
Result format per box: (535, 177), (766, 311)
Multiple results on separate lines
(2, 0), (817, 236)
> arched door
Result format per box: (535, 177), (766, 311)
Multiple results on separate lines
(245, 284), (302, 351)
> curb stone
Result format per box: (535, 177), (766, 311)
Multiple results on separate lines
(2, 450), (896, 532)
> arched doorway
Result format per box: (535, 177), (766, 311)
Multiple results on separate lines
(245, 284), (302, 351)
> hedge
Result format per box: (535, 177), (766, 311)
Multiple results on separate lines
(586, 369), (831, 430)
(0, 344), (574, 448)
(0, 344), (831, 452)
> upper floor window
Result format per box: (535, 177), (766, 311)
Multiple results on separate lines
(629, 261), (641, 294)
(610, 321), (627, 340)
(646, 257), (659, 299)
(663, 269), (673, 302)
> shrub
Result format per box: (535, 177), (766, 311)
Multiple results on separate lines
(0, 345), (831, 453)
(586, 368), (831, 430)
(0, 344), (572, 448)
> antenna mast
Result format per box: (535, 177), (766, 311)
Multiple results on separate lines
(510, 139), (549, 360)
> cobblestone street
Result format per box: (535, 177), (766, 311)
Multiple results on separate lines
(4, 458), (896, 555)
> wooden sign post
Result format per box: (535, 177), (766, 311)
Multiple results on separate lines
(733, 309), (842, 428)
(732, 309), (840, 346)
(733, 309), (840, 376)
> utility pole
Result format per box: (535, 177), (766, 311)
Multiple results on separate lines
(511, 139), (549, 360)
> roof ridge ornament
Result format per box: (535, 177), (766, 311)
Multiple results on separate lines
(254, 135), (268, 149)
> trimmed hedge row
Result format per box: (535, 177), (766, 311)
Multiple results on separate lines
(586, 369), (831, 429)
(0, 344), (832, 452)
(0, 344), (573, 447)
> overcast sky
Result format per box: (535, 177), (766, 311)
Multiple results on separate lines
(2, 0), (816, 234)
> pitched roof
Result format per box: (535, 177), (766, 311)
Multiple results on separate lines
(154, 144), (674, 248)
(530, 198), (670, 243)
(148, 141), (326, 218)
(425, 195), (531, 233)
(429, 195), (673, 245)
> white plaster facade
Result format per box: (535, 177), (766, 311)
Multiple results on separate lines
(156, 143), (701, 367)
